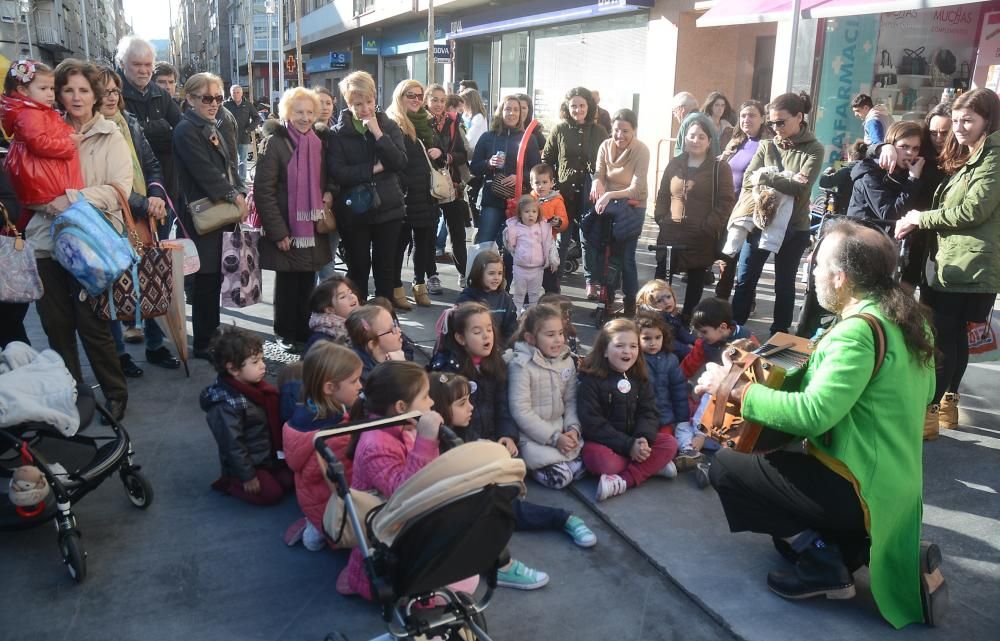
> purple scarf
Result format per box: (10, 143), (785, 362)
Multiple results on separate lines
(286, 124), (325, 248)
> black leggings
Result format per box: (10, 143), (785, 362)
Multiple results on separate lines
(655, 255), (707, 321)
(440, 199), (469, 277)
(926, 289), (997, 403)
(395, 223), (437, 286)
(340, 219), (402, 300)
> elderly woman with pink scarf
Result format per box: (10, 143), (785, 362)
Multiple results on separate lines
(254, 87), (333, 353)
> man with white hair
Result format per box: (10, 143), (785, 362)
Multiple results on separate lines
(116, 35), (181, 231)
(223, 85), (262, 180)
(673, 91), (713, 156)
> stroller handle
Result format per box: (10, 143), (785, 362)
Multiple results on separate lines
(647, 244), (686, 252)
(314, 437), (351, 500)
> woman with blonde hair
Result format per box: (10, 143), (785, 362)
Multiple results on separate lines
(254, 87), (332, 353)
(173, 72), (248, 359)
(386, 79), (440, 308)
(326, 71), (408, 302)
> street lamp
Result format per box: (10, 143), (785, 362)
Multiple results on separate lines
(19, 0), (33, 60)
(265, 0), (275, 107)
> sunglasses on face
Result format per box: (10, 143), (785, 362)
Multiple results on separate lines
(194, 94), (225, 105)
(766, 119), (787, 128)
(404, 92), (424, 101)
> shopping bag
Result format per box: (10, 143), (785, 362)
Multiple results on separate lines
(875, 50), (898, 88)
(466, 240), (498, 277)
(0, 203), (43, 303)
(220, 227), (262, 308)
(968, 315), (1000, 363)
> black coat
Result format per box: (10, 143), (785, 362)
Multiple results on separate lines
(200, 378), (277, 482)
(254, 120), (332, 272)
(399, 134), (436, 228)
(431, 112), (469, 183)
(122, 112), (165, 219)
(172, 110), (246, 274)
(326, 108), (407, 225)
(120, 77), (181, 158)
(470, 128), (540, 209)
(846, 158), (920, 222)
(428, 349), (517, 443)
(223, 98), (263, 145)
(577, 371), (660, 457)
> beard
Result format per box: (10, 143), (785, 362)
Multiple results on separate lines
(815, 275), (842, 313)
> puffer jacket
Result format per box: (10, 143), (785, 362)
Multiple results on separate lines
(200, 377), (276, 482)
(741, 129), (825, 232)
(470, 127), (540, 210)
(283, 404), (352, 532)
(577, 371), (659, 457)
(505, 217), (555, 269)
(254, 120), (332, 272)
(398, 133), (437, 228)
(654, 156), (735, 271)
(172, 109), (246, 274)
(642, 350), (689, 427)
(506, 341), (581, 469)
(326, 108), (407, 225)
(428, 349), (517, 443)
(846, 157), (919, 222)
(0, 93), (84, 206)
(920, 129), (1000, 293)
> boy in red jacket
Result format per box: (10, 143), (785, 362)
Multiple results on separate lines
(0, 60), (84, 218)
(530, 163), (568, 293)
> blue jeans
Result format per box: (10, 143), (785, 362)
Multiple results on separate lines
(317, 230), (341, 280)
(110, 319), (165, 355)
(237, 143), (251, 181)
(474, 206), (505, 244)
(732, 227), (812, 334)
(436, 214), (448, 253)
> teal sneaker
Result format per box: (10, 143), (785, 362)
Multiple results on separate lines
(564, 515), (597, 548)
(496, 559), (550, 590)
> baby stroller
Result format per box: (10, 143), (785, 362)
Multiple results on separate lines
(580, 209), (619, 327)
(314, 413), (524, 641)
(0, 381), (153, 583)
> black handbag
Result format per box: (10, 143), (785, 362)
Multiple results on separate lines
(341, 182), (381, 215)
(875, 50), (898, 88)
(899, 47), (928, 75)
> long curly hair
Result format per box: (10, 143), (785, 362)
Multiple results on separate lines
(558, 87), (598, 126)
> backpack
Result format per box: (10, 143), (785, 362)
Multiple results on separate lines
(51, 197), (136, 297)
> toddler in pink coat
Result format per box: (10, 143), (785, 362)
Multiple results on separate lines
(504, 195), (559, 312)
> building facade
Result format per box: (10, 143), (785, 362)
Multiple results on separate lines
(0, 0), (128, 67)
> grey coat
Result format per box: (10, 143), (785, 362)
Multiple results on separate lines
(505, 341), (582, 469)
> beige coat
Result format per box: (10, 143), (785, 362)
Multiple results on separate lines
(506, 341), (583, 469)
(26, 113), (134, 256)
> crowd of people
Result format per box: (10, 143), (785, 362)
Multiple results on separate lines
(2, 31), (998, 632)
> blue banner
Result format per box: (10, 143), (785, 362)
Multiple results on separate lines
(812, 15), (881, 174)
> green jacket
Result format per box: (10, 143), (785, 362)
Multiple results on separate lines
(742, 129), (825, 232)
(919, 129), (1000, 293)
(742, 301), (934, 629)
(541, 120), (606, 189)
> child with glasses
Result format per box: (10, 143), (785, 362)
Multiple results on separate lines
(344, 304), (409, 382)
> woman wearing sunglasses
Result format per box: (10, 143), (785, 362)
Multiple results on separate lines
(730, 91), (824, 336)
(173, 72), (248, 359)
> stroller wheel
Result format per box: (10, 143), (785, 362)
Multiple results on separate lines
(59, 530), (87, 582)
(121, 470), (154, 509)
(447, 592), (488, 640)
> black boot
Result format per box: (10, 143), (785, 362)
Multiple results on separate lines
(623, 297), (636, 319)
(767, 534), (855, 600)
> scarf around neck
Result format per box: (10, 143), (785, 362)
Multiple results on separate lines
(285, 124), (325, 248)
(223, 375), (282, 454)
(110, 111), (146, 197)
(308, 311), (348, 339)
(408, 108), (435, 147)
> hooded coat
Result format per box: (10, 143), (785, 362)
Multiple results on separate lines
(846, 158), (920, 222)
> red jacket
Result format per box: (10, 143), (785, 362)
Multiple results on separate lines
(282, 408), (353, 537)
(1, 93), (84, 206)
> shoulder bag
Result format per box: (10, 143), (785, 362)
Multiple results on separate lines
(419, 139), (456, 204)
(0, 202), (43, 303)
(86, 185), (173, 326)
(189, 153), (243, 235)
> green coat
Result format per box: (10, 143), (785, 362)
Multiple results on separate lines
(541, 120), (606, 190)
(919, 129), (1000, 293)
(741, 129), (825, 232)
(741, 301), (934, 629)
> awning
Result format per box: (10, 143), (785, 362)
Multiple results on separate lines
(696, 0), (980, 27)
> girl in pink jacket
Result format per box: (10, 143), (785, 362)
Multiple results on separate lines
(336, 361), (444, 599)
(504, 195), (559, 311)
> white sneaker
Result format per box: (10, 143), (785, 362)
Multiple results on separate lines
(458, 275), (467, 289)
(658, 461), (678, 479)
(596, 474), (627, 501)
(302, 520), (327, 551)
(426, 274), (443, 294)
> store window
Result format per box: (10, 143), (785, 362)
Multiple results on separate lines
(499, 31), (529, 97)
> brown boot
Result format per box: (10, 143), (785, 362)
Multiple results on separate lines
(923, 404), (940, 441)
(939, 393), (959, 429)
(391, 287), (412, 311)
(412, 283), (431, 307)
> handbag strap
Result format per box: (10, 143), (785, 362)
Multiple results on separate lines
(711, 160), (720, 212)
(417, 139), (439, 172)
(109, 183), (157, 250)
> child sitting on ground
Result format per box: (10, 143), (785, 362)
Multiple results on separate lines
(504, 195), (559, 313)
(538, 292), (583, 361)
(636, 312), (702, 471)
(200, 326), (292, 506)
(636, 279), (695, 359)
(530, 163), (569, 294)
(283, 342), (363, 551)
(303, 274), (360, 353)
(680, 297), (755, 380)
(506, 304), (585, 489)
(345, 304), (409, 382)
(578, 319), (679, 502)
(457, 249), (518, 343)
